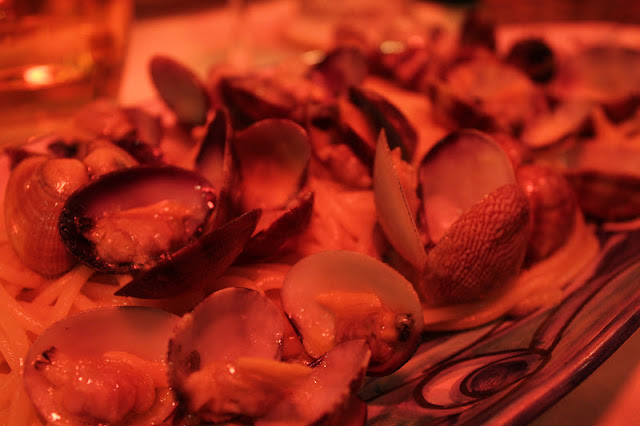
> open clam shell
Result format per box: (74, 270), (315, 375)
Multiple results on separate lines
(281, 250), (423, 375)
(58, 165), (217, 274)
(115, 209), (261, 299)
(232, 118), (311, 212)
(258, 339), (371, 425)
(149, 56), (211, 127)
(430, 56), (547, 132)
(419, 183), (531, 306)
(348, 86), (418, 163)
(168, 287), (284, 422)
(218, 74), (299, 128)
(373, 131), (426, 269)
(419, 129), (517, 244)
(240, 191), (315, 262)
(23, 307), (180, 425)
(417, 130), (530, 306)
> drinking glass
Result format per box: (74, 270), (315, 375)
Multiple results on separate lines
(0, 0), (133, 145)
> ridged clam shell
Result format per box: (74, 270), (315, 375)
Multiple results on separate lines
(4, 156), (89, 276)
(419, 184), (530, 307)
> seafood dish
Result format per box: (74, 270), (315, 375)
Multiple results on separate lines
(1, 6), (640, 425)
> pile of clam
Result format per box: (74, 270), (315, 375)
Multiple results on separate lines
(3, 9), (639, 424)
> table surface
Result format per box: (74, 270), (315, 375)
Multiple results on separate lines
(119, 2), (640, 424)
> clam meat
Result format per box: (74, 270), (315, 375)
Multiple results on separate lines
(281, 250), (423, 376)
(58, 165), (217, 274)
(23, 307), (180, 425)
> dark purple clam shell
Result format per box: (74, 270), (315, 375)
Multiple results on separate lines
(239, 192), (314, 262)
(195, 109), (234, 194)
(168, 287), (284, 422)
(232, 119), (311, 212)
(309, 47), (369, 96)
(58, 165), (217, 274)
(218, 75), (299, 129)
(149, 56), (211, 127)
(348, 86), (418, 162)
(115, 209), (261, 299)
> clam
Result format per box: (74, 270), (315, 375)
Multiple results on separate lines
(115, 209), (260, 299)
(167, 287), (287, 422)
(149, 55), (211, 127)
(232, 119), (311, 211)
(517, 164), (578, 262)
(418, 130), (530, 306)
(80, 138), (139, 178)
(218, 73), (301, 129)
(419, 184), (530, 306)
(23, 306), (180, 425)
(257, 339), (371, 425)
(58, 165), (217, 274)
(430, 55), (548, 132)
(348, 86), (417, 163)
(281, 250), (423, 375)
(561, 141), (640, 222)
(374, 129), (531, 307)
(550, 45), (640, 115)
(229, 119), (315, 260)
(309, 46), (369, 96)
(4, 156), (90, 276)
(168, 287), (371, 424)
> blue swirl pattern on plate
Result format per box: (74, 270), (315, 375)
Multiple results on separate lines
(363, 230), (640, 424)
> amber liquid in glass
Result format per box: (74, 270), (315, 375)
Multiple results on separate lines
(0, 0), (131, 145)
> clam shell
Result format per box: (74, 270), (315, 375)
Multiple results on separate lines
(58, 165), (217, 274)
(23, 306), (180, 425)
(233, 119), (311, 212)
(149, 55), (211, 127)
(349, 86), (418, 162)
(281, 250), (423, 375)
(218, 74), (299, 128)
(115, 209), (261, 299)
(562, 141), (640, 222)
(309, 46), (369, 96)
(240, 191), (314, 262)
(4, 156), (89, 276)
(419, 183), (530, 307)
(431, 56), (547, 132)
(168, 287), (284, 421)
(517, 164), (578, 262)
(258, 339), (371, 425)
(419, 129), (517, 244)
(373, 131), (426, 269)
